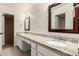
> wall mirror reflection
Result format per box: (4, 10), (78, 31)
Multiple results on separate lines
(55, 13), (65, 29)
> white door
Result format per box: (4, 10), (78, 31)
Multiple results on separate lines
(0, 12), (3, 55)
(0, 35), (2, 55)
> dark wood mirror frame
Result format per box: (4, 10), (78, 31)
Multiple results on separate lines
(48, 3), (79, 33)
(24, 17), (30, 31)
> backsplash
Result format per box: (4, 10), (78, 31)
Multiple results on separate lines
(25, 31), (79, 44)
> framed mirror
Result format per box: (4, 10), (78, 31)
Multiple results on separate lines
(48, 3), (79, 33)
(24, 17), (30, 31)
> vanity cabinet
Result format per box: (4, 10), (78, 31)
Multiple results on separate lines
(16, 34), (70, 56)
(31, 42), (65, 56)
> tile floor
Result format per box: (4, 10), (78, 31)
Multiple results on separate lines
(1, 45), (31, 56)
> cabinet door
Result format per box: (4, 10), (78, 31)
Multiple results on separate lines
(31, 41), (37, 56)
(16, 35), (22, 50)
(31, 41), (36, 50)
(37, 44), (60, 56)
(0, 35), (2, 55)
(31, 48), (37, 56)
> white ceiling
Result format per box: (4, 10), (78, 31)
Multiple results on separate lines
(0, 3), (26, 9)
(0, 3), (51, 8)
(0, 3), (51, 12)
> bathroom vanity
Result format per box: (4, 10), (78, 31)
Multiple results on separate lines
(15, 3), (79, 56)
(16, 32), (79, 56)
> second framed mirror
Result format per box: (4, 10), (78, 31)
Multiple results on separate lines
(48, 3), (79, 33)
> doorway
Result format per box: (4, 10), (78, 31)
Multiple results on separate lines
(4, 14), (14, 46)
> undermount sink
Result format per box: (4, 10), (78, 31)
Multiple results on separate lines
(46, 40), (66, 47)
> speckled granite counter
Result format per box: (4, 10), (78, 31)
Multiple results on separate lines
(16, 32), (79, 56)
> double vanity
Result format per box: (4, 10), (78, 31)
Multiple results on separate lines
(16, 32), (79, 56)
(16, 3), (79, 56)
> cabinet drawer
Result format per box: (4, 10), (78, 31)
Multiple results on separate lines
(17, 35), (31, 45)
(37, 44), (59, 56)
(31, 41), (36, 50)
(22, 38), (31, 45)
(31, 48), (37, 56)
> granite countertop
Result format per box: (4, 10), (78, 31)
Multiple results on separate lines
(17, 32), (79, 56)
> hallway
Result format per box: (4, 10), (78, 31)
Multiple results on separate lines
(1, 45), (31, 56)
